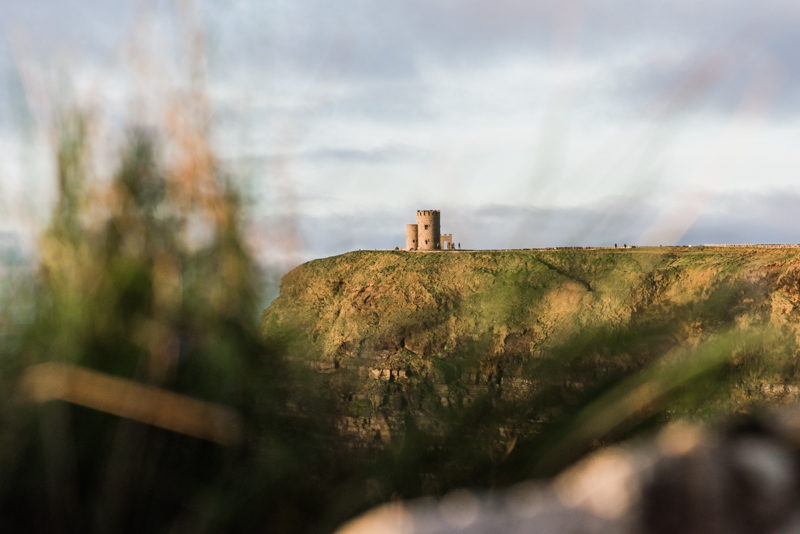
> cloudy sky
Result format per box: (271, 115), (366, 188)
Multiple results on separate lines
(2, 0), (800, 269)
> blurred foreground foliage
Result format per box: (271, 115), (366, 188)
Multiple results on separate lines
(0, 111), (353, 533)
(0, 108), (794, 534)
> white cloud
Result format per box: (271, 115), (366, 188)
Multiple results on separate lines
(3, 0), (800, 265)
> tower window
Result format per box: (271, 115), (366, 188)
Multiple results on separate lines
(425, 240), (428, 244)
(425, 225), (429, 230)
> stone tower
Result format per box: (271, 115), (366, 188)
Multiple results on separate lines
(416, 210), (440, 251)
(406, 224), (418, 250)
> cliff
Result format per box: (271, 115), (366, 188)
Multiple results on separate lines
(259, 247), (800, 460)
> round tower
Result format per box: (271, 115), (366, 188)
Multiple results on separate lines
(406, 224), (418, 250)
(416, 210), (440, 251)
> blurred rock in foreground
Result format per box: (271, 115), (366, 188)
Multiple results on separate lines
(336, 410), (800, 534)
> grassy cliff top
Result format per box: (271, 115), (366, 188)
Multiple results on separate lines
(262, 246), (800, 364)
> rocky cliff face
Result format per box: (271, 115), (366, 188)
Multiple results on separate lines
(260, 248), (800, 461)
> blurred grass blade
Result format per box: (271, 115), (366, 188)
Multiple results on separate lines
(532, 327), (775, 474)
(20, 362), (242, 447)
